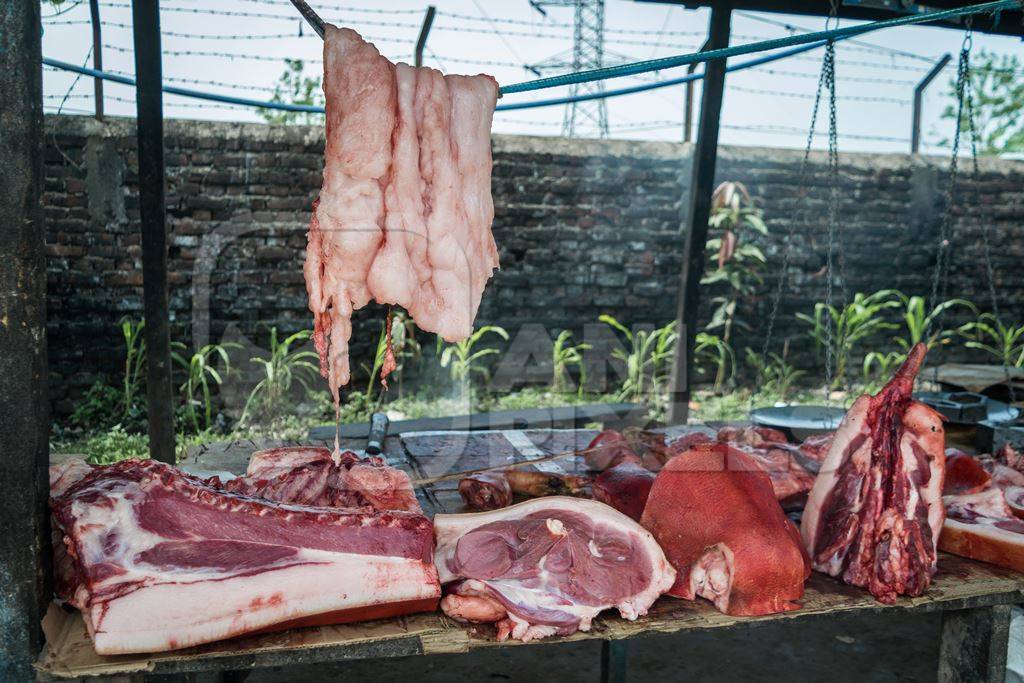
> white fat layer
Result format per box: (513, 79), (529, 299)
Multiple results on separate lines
(89, 554), (439, 655)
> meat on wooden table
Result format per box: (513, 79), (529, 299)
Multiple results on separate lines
(305, 25), (500, 400)
(49, 459), (440, 655)
(640, 443), (811, 616)
(941, 445), (1024, 571)
(800, 343), (946, 604)
(434, 497), (675, 642)
(221, 446), (421, 512)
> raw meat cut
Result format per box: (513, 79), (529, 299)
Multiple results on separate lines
(584, 429), (642, 471)
(434, 497), (675, 642)
(51, 459), (440, 655)
(716, 425), (788, 446)
(592, 462), (656, 522)
(939, 446), (1024, 572)
(798, 433), (834, 463)
(943, 450), (993, 495)
(222, 446), (421, 513)
(503, 468), (591, 498)
(459, 472), (513, 511)
(584, 428), (711, 473)
(801, 344), (946, 604)
(305, 25), (500, 400)
(641, 443), (811, 616)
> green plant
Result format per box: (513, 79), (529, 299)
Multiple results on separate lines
(240, 328), (320, 425)
(701, 181), (768, 393)
(797, 290), (901, 389)
(551, 329), (591, 395)
(172, 342), (241, 433)
(891, 292), (976, 353)
(439, 325), (509, 396)
(81, 424), (150, 465)
(958, 313), (1024, 368)
(694, 331), (734, 390)
(120, 317), (147, 420)
(861, 349), (906, 393)
(259, 59), (324, 125)
(70, 381), (125, 433)
(362, 310), (422, 403)
(745, 343), (804, 402)
(599, 315), (677, 405)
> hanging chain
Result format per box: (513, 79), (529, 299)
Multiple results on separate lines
(822, 42), (840, 400)
(756, 3), (839, 411)
(961, 34), (1016, 402)
(929, 30), (971, 349)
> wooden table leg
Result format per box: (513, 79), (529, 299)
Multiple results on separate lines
(601, 639), (628, 683)
(938, 604), (1012, 682)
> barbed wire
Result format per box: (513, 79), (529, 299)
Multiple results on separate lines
(729, 84), (910, 105)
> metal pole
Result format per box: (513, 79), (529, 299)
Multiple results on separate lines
(415, 5), (436, 68)
(0, 1), (50, 678)
(132, 0), (176, 464)
(667, 1), (732, 424)
(911, 53), (951, 154)
(89, 0), (103, 120)
(684, 39), (711, 143)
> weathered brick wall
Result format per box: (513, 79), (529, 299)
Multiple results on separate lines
(43, 115), (1024, 414)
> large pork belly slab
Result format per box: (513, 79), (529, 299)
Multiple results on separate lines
(801, 344), (946, 604)
(51, 459), (440, 655)
(434, 497), (675, 642)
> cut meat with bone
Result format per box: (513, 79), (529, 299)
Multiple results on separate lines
(306, 26), (499, 400)
(801, 344), (945, 604)
(944, 450), (993, 496)
(641, 444), (811, 616)
(51, 459), (440, 654)
(459, 472), (513, 511)
(222, 446), (421, 513)
(434, 497), (675, 642)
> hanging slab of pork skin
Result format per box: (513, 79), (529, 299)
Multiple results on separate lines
(305, 25), (500, 401)
(800, 343), (946, 604)
(434, 497), (676, 642)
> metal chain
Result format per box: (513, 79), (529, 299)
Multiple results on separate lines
(755, 41), (831, 408)
(823, 42), (839, 399)
(962, 44), (1016, 402)
(928, 25), (971, 377)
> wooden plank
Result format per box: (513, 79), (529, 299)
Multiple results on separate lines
(0, 1), (50, 679)
(35, 554), (1024, 679)
(132, 0), (175, 463)
(666, 1), (732, 424)
(306, 403), (644, 441)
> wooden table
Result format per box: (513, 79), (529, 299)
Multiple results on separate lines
(37, 429), (1024, 682)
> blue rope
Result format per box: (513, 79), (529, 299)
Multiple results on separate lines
(43, 41), (822, 115)
(495, 40), (827, 112)
(42, 58), (324, 113)
(499, 0), (1021, 95)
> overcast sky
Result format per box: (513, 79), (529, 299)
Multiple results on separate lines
(40, 0), (1024, 154)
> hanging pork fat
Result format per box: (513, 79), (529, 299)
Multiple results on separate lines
(305, 25), (500, 402)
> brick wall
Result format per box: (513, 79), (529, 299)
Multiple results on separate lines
(43, 115), (1024, 414)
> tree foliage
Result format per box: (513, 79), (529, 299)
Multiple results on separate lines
(941, 50), (1024, 155)
(259, 59), (324, 126)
